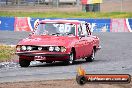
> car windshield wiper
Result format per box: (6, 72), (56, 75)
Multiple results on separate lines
(50, 33), (61, 35)
(41, 33), (49, 36)
(65, 32), (73, 35)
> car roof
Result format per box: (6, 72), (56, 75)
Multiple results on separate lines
(39, 20), (81, 24)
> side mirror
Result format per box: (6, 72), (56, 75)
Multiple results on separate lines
(29, 33), (33, 37)
(80, 34), (85, 37)
(79, 34), (85, 39)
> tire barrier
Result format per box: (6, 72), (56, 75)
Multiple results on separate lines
(0, 17), (132, 32)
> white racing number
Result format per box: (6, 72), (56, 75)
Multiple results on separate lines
(59, 24), (65, 33)
(53, 24), (72, 33)
(64, 24), (71, 33)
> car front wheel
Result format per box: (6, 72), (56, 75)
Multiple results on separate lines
(85, 49), (95, 62)
(19, 58), (31, 67)
(66, 51), (74, 65)
(46, 61), (53, 64)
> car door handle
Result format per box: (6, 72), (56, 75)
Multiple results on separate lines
(79, 40), (86, 42)
(85, 42), (89, 44)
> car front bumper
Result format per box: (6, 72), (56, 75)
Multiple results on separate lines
(16, 52), (70, 57)
(16, 51), (70, 61)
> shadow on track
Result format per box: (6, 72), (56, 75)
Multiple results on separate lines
(30, 59), (102, 67)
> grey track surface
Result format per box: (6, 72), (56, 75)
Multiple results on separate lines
(0, 31), (29, 45)
(0, 31), (132, 83)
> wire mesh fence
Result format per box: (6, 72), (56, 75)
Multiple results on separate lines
(0, 0), (78, 6)
(0, 0), (131, 12)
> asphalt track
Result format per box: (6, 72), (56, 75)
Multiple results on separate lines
(0, 31), (132, 83)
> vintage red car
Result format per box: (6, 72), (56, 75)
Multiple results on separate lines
(16, 20), (101, 67)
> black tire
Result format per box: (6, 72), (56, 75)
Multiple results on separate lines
(66, 51), (74, 65)
(19, 59), (30, 67)
(76, 75), (87, 85)
(85, 49), (95, 62)
(46, 61), (53, 64)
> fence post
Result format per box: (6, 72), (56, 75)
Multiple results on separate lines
(52, 0), (59, 8)
(76, 0), (80, 7)
(120, 0), (123, 12)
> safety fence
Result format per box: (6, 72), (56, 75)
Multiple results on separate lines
(0, 17), (132, 32)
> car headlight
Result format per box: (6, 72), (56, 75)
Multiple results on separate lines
(38, 47), (42, 50)
(55, 46), (60, 52)
(61, 47), (66, 52)
(27, 46), (32, 51)
(16, 46), (21, 51)
(49, 46), (54, 52)
(21, 46), (26, 51)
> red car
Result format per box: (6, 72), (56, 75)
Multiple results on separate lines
(16, 20), (101, 67)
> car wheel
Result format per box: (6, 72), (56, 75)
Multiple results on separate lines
(19, 59), (30, 67)
(85, 49), (95, 62)
(46, 61), (53, 64)
(66, 51), (74, 65)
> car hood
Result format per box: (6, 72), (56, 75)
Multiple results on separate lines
(18, 35), (77, 47)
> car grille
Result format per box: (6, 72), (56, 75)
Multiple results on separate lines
(25, 46), (49, 51)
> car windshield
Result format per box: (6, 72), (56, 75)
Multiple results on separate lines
(34, 23), (76, 36)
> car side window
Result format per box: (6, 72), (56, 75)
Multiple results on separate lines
(81, 24), (88, 36)
(78, 25), (82, 36)
(78, 24), (88, 37)
(85, 23), (92, 35)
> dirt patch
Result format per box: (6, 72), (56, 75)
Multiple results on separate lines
(0, 79), (132, 88)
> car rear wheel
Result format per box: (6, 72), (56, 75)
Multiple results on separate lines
(85, 49), (95, 62)
(19, 58), (31, 67)
(66, 51), (74, 65)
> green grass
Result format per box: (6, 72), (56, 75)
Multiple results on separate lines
(0, 45), (15, 62)
(0, 11), (132, 18)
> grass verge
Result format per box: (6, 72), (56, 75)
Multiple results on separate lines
(0, 11), (132, 18)
(0, 45), (15, 62)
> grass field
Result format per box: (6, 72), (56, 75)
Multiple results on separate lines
(0, 11), (132, 18)
(0, 45), (15, 62)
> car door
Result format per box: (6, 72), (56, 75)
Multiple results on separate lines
(75, 24), (87, 59)
(83, 36), (93, 57)
(79, 23), (93, 57)
(82, 23), (93, 57)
